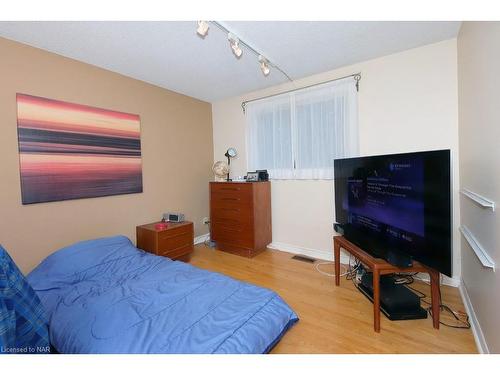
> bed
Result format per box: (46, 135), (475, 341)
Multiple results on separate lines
(27, 235), (298, 354)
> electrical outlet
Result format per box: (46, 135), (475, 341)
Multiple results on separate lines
(202, 217), (210, 225)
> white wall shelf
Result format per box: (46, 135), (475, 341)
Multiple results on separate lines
(460, 225), (495, 270)
(460, 189), (495, 211)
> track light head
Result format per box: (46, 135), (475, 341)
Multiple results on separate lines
(258, 55), (270, 76)
(196, 21), (209, 37)
(228, 33), (243, 58)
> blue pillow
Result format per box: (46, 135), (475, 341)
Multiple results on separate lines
(0, 244), (50, 354)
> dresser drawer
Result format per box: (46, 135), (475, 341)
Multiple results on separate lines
(211, 224), (253, 248)
(210, 195), (253, 209)
(211, 182), (253, 193)
(211, 218), (252, 232)
(211, 183), (253, 204)
(211, 205), (253, 224)
(210, 191), (252, 204)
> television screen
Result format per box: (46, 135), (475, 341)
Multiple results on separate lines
(334, 150), (452, 276)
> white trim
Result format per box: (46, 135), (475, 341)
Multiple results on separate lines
(413, 273), (461, 288)
(194, 233), (210, 245)
(460, 226), (495, 270)
(459, 280), (489, 353)
(269, 241), (354, 265)
(269, 241), (460, 287)
(460, 189), (495, 211)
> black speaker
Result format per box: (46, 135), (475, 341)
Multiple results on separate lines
(387, 249), (413, 268)
(333, 223), (344, 235)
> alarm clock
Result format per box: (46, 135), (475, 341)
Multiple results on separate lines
(246, 171), (259, 182)
(246, 169), (269, 182)
(162, 212), (185, 223)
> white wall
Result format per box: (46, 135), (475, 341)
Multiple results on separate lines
(212, 39), (461, 279)
(458, 22), (500, 353)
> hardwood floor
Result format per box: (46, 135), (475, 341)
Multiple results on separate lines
(189, 244), (477, 354)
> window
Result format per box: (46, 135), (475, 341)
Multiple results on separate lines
(246, 77), (359, 179)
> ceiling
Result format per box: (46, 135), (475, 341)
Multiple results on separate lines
(0, 21), (461, 102)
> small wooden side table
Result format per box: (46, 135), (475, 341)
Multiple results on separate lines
(136, 221), (194, 262)
(333, 235), (440, 333)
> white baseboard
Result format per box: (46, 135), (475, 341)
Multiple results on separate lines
(268, 241), (351, 265)
(459, 280), (489, 353)
(194, 233), (210, 245)
(413, 273), (461, 288)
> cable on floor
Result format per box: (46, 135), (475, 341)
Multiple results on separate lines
(315, 261), (350, 277)
(394, 272), (471, 329)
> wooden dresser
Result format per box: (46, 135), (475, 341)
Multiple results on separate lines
(136, 221), (194, 262)
(210, 181), (272, 257)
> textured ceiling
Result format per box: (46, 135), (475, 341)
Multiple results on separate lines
(0, 21), (461, 102)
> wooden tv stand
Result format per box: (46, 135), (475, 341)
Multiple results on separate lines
(333, 235), (440, 333)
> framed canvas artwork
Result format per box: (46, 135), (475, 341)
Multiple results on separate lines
(16, 94), (143, 204)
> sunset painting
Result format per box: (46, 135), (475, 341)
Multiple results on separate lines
(16, 94), (143, 204)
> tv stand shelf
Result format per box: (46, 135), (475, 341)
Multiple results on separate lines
(333, 235), (440, 333)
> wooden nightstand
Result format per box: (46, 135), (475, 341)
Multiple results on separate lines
(136, 221), (194, 262)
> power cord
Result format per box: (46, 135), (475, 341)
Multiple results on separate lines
(203, 221), (216, 248)
(395, 272), (471, 329)
(315, 254), (360, 279)
(346, 255), (362, 288)
(315, 261), (350, 277)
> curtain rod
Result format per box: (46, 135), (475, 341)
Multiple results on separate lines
(241, 73), (361, 113)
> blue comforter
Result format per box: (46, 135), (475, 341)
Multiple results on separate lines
(27, 236), (298, 353)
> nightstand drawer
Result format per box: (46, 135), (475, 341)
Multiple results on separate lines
(158, 231), (192, 252)
(158, 224), (191, 239)
(159, 244), (193, 260)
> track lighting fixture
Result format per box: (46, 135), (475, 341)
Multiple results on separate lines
(195, 21), (292, 81)
(258, 55), (270, 76)
(228, 33), (243, 58)
(196, 21), (209, 37)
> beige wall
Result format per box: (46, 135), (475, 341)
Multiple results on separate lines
(212, 39), (461, 280)
(458, 22), (500, 353)
(0, 37), (213, 274)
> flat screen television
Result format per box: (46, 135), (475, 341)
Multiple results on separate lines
(334, 150), (452, 276)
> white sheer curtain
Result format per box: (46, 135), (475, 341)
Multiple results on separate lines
(246, 94), (294, 179)
(246, 77), (359, 180)
(294, 78), (359, 179)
